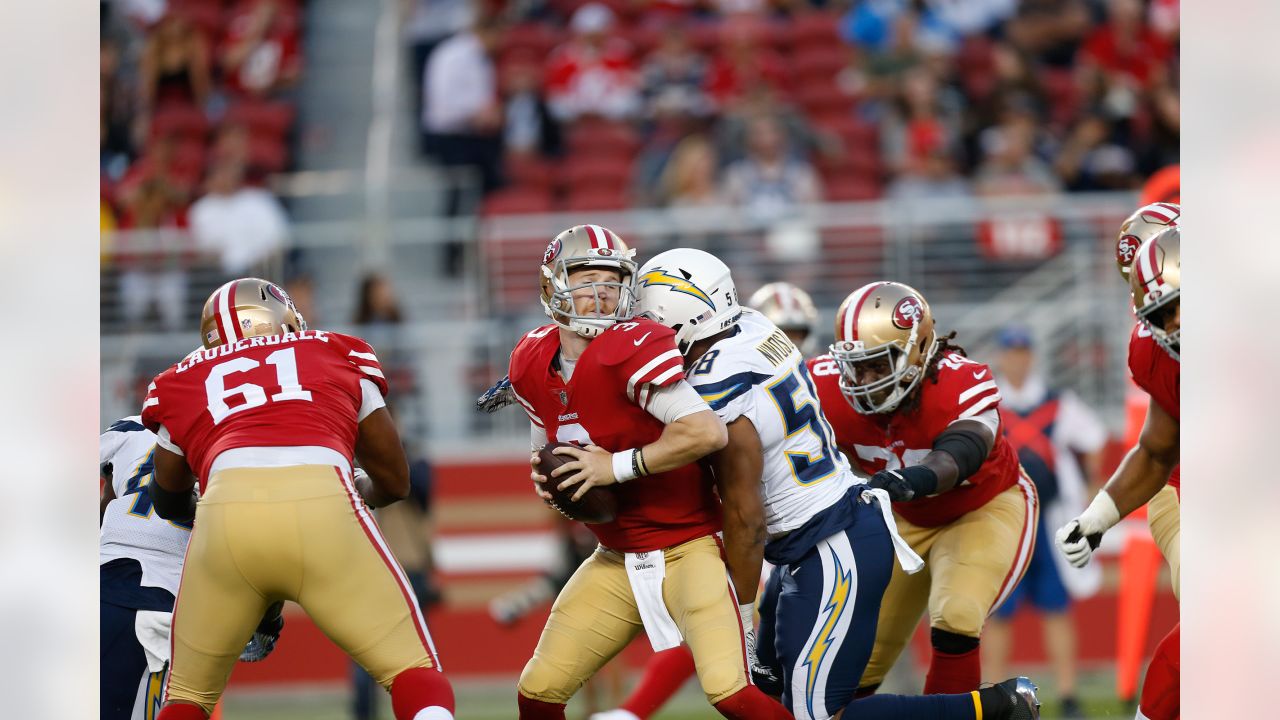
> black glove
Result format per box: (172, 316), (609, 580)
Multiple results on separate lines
(868, 465), (939, 502)
(239, 601), (285, 662)
(750, 657), (784, 698)
(475, 375), (516, 413)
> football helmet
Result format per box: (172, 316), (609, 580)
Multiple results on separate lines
(748, 282), (820, 355)
(830, 281), (939, 415)
(1130, 227), (1180, 360)
(200, 278), (306, 349)
(635, 248), (741, 355)
(1115, 202), (1179, 281)
(540, 224), (638, 339)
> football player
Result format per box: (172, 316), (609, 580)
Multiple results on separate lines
(101, 416), (282, 720)
(142, 279), (454, 720)
(628, 249), (1040, 720)
(1056, 227), (1181, 720)
(748, 281), (821, 355)
(806, 282), (1039, 697)
(507, 225), (791, 720)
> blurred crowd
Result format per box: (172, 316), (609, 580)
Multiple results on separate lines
(100, 0), (302, 331)
(410, 0), (1178, 218)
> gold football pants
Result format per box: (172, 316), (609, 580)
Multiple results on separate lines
(859, 476), (1039, 688)
(1147, 484), (1181, 601)
(165, 465), (438, 713)
(518, 534), (749, 705)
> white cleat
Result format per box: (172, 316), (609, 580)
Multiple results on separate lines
(588, 711), (642, 720)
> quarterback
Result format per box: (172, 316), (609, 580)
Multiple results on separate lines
(1057, 227), (1181, 720)
(142, 279), (453, 720)
(807, 281), (1039, 696)
(507, 225), (790, 719)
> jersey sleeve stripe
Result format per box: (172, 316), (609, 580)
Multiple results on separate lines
(626, 349), (682, 397)
(638, 383), (652, 410)
(959, 392), (1001, 420)
(511, 389), (544, 426)
(348, 350), (379, 361)
(142, 397), (159, 409)
(647, 364), (683, 388)
(957, 380), (998, 404)
(358, 365), (385, 379)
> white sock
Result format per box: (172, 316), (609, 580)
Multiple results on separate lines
(413, 707), (454, 720)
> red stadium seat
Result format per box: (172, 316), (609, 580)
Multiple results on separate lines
(565, 122), (639, 157)
(789, 46), (850, 82)
(563, 187), (629, 211)
(482, 188), (556, 216)
(814, 115), (881, 153)
(504, 154), (559, 191)
(500, 23), (563, 61)
(787, 11), (842, 48)
(223, 101), (296, 138)
(794, 80), (854, 116)
(150, 103), (210, 140)
(824, 177), (882, 202)
(246, 135), (289, 172)
(561, 157), (632, 191)
(169, 1), (225, 41)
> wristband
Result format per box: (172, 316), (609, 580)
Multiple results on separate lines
(1077, 489), (1121, 534)
(612, 449), (639, 483)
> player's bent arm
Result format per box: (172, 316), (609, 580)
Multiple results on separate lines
(100, 479), (116, 525)
(868, 418), (994, 501)
(150, 446), (198, 523)
(1101, 398), (1179, 519)
(639, 408), (729, 475)
(354, 407), (411, 509)
(713, 417), (766, 605)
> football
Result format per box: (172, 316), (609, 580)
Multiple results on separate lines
(536, 442), (618, 524)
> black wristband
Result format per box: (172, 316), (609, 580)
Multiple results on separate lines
(897, 465), (939, 497)
(932, 428), (989, 481)
(634, 447), (650, 477)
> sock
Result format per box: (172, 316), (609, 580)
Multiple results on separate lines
(925, 647), (982, 695)
(156, 703), (208, 720)
(517, 693), (567, 720)
(620, 646), (698, 718)
(1138, 624), (1180, 720)
(391, 667), (455, 720)
(977, 685), (1014, 717)
(712, 685), (793, 720)
(845, 692), (985, 720)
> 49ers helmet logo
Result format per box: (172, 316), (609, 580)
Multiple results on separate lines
(1116, 235), (1141, 267)
(543, 238), (562, 265)
(891, 296), (924, 329)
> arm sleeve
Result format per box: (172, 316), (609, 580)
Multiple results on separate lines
(358, 378), (387, 422)
(156, 424), (184, 456)
(643, 379), (713, 424)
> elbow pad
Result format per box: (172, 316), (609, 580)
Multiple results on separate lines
(149, 482), (197, 524)
(932, 428), (989, 481)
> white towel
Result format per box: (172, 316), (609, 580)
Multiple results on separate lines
(861, 488), (925, 575)
(135, 610), (174, 673)
(624, 550), (683, 651)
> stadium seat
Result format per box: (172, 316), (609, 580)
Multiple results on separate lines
(794, 80), (854, 116)
(814, 115), (881, 153)
(481, 188), (556, 216)
(150, 103), (210, 141)
(169, 1), (225, 41)
(500, 22), (562, 61)
(786, 11), (841, 48)
(563, 187), (629, 211)
(246, 135), (289, 173)
(824, 177), (882, 202)
(223, 101), (296, 138)
(560, 157), (633, 192)
(504, 154), (559, 192)
(565, 122), (639, 157)
(790, 46), (850, 82)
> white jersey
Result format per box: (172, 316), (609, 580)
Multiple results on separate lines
(689, 309), (858, 536)
(100, 416), (191, 598)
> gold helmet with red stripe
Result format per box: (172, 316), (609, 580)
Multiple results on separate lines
(830, 281), (939, 414)
(748, 282), (820, 355)
(1115, 202), (1179, 281)
(540, 224), (639, 338)
(1130, 227), (1180, 360)
(200, 278), (306, 349)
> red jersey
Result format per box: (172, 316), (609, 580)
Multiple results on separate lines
(807, 351), (1023, 527)
(508, 319), (721, 553)
(141, 330), (387, 485)
(1128, 323), (1180, 489)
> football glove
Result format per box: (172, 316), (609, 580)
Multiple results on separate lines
(239, 601), (285, 663)
(475, 375), (516, 413)
(1055, 490), (1120, 568)
(868, 465), (938, 502)
(739, 602), (781, 695)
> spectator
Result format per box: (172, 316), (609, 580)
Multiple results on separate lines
(973, 108), (1060, 196)
(1078, 0), (1171, 94)
(544, 4), (640, 122)
(880, 67), (963, 178)
(116, 178), (191, 332)
(116, 134), (195, 206)
(1053, 113), (1141, 191)
(405, 0), (474, 133)
(886, 148), (970, 201)
(657, 135), (721, 209)
(423, 17), (504, 193)
(138, 12), (211, 124)
(704, 15), (785, 113)
(189, 159), (290, 275)
(354, 272), (406, 355)
(1004, 0), (1092, 69)
(639, 26), (712, 121)
(502, 60), (563, 159)
(984, 326), (1107, 720)
(721, 114), (823, 224)
(101, 37), (136, 180)
(220, 0), (302, 98)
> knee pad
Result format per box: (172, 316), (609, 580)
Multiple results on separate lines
(517, 659), (578, 705)
(933, 595), (986, 639)
(931, 627), (980, 655)
(697, 661), (748, 705)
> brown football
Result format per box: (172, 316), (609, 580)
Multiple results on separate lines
(536, 442), (618, 524)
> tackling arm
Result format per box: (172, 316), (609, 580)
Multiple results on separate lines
(869, 419), (994, 501)
(150, 447), (198, 523)
(354, 407), (411, 509)
(712, 417), (767, 605)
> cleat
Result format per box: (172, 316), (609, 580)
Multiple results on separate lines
(588, 712), (641, 720)
(997, 676), (1041, 720)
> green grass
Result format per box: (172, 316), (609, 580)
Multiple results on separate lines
(221, 668), (1134, 719)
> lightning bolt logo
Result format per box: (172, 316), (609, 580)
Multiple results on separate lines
(802, 554), (852, 719)
(638, 269), (715, 309)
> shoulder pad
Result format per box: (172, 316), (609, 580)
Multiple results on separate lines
(593, 318), (678, 367)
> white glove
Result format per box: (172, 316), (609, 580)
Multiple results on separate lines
(1055, 490), (1121, 568)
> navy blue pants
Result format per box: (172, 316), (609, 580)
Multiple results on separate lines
(101, 601), (153, 720)
(759, 498), (981, 720)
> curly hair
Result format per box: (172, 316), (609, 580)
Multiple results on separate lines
(897, 330), (967, 414)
